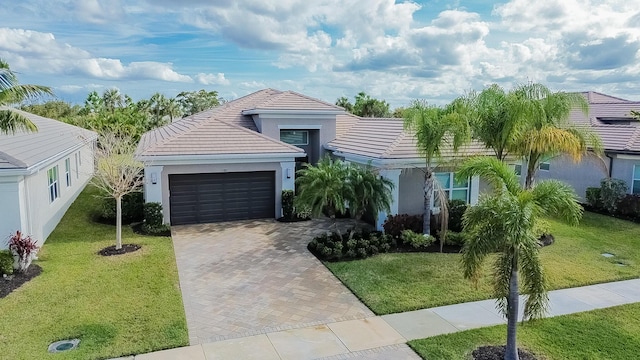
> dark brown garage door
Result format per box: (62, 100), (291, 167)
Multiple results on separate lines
(168, 172), (275, 225)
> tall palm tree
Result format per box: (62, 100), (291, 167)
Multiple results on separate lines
(458, 156), (582, 360)
(102, 88), (124, 114)
(296, 156), (351, 235)
(403, 99), (470, 237)
(511, 83), (601, 189)
(0, 59), (53, 134)
(346, 165), (394, 229)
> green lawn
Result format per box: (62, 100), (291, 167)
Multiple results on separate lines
(326, 211), (640, 314)
(409, 302), (640, 359)
(0, 186), (188, 360)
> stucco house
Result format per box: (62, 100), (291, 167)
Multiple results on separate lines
(136, 89), (487, 229)
(535, 91), (640, 200)
(0, 108), (97, 248)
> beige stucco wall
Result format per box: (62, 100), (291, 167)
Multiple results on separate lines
(398, 168), (424, 215)
(256, 116), (337, 160)
(159, 162), (284, 224)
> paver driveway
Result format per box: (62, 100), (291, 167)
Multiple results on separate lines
(172, 218), (374, 345)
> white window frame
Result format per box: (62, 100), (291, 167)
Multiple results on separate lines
(280, 130), (309, 145)
(65, 158), (72, 187)
(432, 172), (470, 211)
(633, 165), (640, 195)
(48, 165), (60, 203)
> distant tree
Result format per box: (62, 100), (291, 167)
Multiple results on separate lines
(21, 101), (82, 120)
(92, 133), (145, 251)
(403, 99), (470, 240)
(392, 107), (406, 118)
(177, 89), (221, 116)
(0, 59), (53, 134)
(102, 89), (125, 114)
(336, 92), (391, 117)
(335, 96), (353, 112)
(83, 91), (104, 114)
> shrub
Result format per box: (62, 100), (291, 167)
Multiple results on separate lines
(585, 187), (602, 209)
(383, 214), (423, 241)
(295, 204), (312, 219)
(616, 194), (640, 220)
(0, 250), (13, 276)
(533, 219), (552, 238)
(308, 230), (393, 260)
(600, 178), (627, 213)
(8, 231), (39, 272)
(100, 192), (144, 224)
(401, 230), (435, 249)
(143, 202), (164, 226)
(442, 231), (467, 246)
(282, 190), (294, 219)
(447, 199), (468, 233)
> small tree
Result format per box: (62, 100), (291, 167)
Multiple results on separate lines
(92, 133), (144, 250)
(345, 165), (394, 229)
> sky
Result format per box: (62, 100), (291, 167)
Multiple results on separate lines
(2, 0), (640, 108)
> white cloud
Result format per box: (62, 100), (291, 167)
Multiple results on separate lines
(195, 72), (230, 85)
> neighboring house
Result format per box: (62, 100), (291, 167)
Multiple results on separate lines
(0, 108), (97, 248)
(136, 89), (488, 229)
(535, 91), (640, 200)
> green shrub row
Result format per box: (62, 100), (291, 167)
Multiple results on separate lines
(586, 178), (640, 221)
(308, 230), (393, 261)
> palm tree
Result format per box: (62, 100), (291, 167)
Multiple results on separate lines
(458, 156), (582, 360)
(0, 59), (53, 134)
(403, 99), (470, 237)
(296, 156), (351, 235)
(346, 165), (394, 229)
(511, 83), (601, 189)
(102, 88), (124, 114)
(335, 96), (353, 113)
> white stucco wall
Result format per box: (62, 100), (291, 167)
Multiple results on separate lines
(535, 154), (609, 201)
(0, 142), (94, 249)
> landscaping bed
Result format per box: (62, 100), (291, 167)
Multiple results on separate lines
(326, 211), (640, 314)
(409, 302), (640, 360)
(0, 186), (187, 360)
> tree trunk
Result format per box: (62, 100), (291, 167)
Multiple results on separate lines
(524, 154), (537, 190)
(505, 255), (520, 360)
(116, 195), (123, 250)
(423, 168), (433, 236)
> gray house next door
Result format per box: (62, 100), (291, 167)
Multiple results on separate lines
(168, 172), (275, 225)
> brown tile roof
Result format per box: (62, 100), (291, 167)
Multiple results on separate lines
(327, 117), (489, 160)
(0, 107), (97, 170)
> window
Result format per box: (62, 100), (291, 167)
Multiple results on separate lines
(65, 158), (72, 187)
(433, 172), (470, 208)
(280, 130), (309, 145)
(513, 164), (522, 176)
(633, 165), (640, 194)
(539, 161), (550, 171)
(48, 166), (59, 203)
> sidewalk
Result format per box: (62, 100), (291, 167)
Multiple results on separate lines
(117, 278), (640, 360)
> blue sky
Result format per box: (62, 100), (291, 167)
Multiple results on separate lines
(2, 0), (639, 108)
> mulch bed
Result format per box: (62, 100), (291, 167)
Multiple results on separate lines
(276, 216), (312, 223)
(98, 244), (141, 256)
(1, 264), (42, 299)
(472, 345), (538, 360)
(131, 222), (171, 237)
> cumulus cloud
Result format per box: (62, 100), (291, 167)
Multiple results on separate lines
(195, 72), (230, 85)
(0, 28), (193, 82)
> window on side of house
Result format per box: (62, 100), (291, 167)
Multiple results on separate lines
(512, 164), (522, 176)
(48, 166), (60, 203)
(539, 161), (550, 171)
(633, 165), (640, 194)
(280, 130), (309, 145)
(433, 172), (470, 208)
(65, 158), (72, 187)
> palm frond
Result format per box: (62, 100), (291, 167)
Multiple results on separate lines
(519, 240), (548, 320)
(0, 109), (38, 134)
(457, 157), (521, 196)
(531, 180), (583, 225)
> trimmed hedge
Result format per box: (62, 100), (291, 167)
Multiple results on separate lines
(99, 192), (144, 224)
(308, 230), (393, 261)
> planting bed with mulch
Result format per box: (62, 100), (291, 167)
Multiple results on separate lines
(98, 244), (141, 256)
(0, 264), (42, 299)
(472, 346), (538, 360)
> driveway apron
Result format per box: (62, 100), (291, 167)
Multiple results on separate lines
(171, 218), (374, 345)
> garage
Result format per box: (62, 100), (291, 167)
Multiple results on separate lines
(169, 171), (276, 225)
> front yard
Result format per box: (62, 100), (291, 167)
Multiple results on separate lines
(409, 302), (640, 359)
(326, 211), (640, 314)
(0, 186), (187, 360)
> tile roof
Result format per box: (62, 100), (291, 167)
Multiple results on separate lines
(327, 117), (489, 160)
(0, 107), (97, 170)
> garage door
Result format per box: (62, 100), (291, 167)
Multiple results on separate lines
(169, 172), (275, 225)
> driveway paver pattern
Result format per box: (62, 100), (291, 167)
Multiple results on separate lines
(171, 218), (374, 345)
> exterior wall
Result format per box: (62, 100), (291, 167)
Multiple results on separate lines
(157, 162), (286, 224)
(610, 157), (640, 194)
(398, 168), (424, 215)
(0, 142), (95, 249)
(257, 116), (337, 163)
(535, 155), (608, 201)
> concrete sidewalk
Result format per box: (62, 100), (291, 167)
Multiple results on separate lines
(119, 278), (640, 360)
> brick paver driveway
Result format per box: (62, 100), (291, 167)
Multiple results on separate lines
(171, 218), (374, 345)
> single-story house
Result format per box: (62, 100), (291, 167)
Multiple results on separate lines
(136, 89), (488, 229)
(535, 91), (640, 200)
(0, 108), (97, 248)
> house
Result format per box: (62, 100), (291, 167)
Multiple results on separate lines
(535, 91), (640, 200)
(0, 108), (97, 248)
(136, 89), (488, 229)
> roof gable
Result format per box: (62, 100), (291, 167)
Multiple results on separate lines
(248, 90), (344, 112)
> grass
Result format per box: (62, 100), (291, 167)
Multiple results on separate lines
(326, 211), (640, 314)
(409, 302), (640, 359)
(0, 186), (188, 360)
